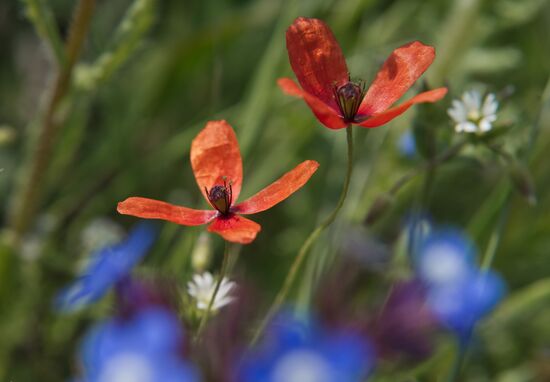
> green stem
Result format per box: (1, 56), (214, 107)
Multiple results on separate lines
(481, 199), (510, 270)
(446, 346), (466, 382)
(195, 241), (231, 340)
(391, 140), (466, 196)
(23, 0), (67, 67)
(250, 125), (354, 346)
(9, 0), (96, 244)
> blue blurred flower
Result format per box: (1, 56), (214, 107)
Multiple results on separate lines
(403, 212), (433, 257)
(238, 315), (374, 382)
(427, 270), (506, 341)
(79, 308), (199, 382)
(398, 130), (417, 158)
(414, 229), (476, 287)
(55, 223), (157, 312)
(413, 228), (506, 341)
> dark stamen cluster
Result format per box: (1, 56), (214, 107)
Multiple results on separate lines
(333, 80), (366, 122)
(205, 180), (233, 215)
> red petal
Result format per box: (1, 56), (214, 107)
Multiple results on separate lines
(233, 160), (320, 215)
(278, 78), (347, 130)
(208, 215), (261, 244)
(286, 17), (349, 108)
(357, 88), (447, 128)
(191, 120), (243, 202)
(359, 41), (436, 115)
(117, 197), (217, 225)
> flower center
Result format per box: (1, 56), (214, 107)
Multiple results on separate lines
(467, 110), (481, 123)
(205, 181), (232, 215)
(334, 80), (366, 122)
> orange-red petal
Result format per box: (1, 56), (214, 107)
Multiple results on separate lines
(357, 88), (448, 128)
(207, 215), (261, 244)
(278, 78), (347, 130)
(191, 120), (243, 202)
(359, 41), (436, 116)
(233, 160), (319, 215)
(286, 17), (349, 108)
(117, 197), (217, 225)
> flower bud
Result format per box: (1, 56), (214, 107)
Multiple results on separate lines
(191, 232), (212, 272)
(509, 162), (537, 205)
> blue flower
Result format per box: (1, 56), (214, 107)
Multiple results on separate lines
(398, 130), (416, 158)
(427, 270), (506, 341)
(79, 308), (199, 382)
(414, 229), (476, 288)
(403, 212), (433, 257)
(238, 315), (374, 382)
(55, 222), (157, 312)
(413, 229), (506, 341)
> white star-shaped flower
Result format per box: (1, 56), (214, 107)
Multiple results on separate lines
(187, 272), (236, 311)
(447, 90), (498, 134)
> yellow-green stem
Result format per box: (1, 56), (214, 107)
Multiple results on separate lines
(195, 241), (231, 341)
(9, 0), (96, 243)
(250, 125), (354, 346)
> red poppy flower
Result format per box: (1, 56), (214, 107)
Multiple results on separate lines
(117, 120), (319, 244)
(279, 17), (448, 130)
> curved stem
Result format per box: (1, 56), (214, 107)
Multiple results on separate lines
(250, 125), (354, 346)
(195, 241), (230, 341)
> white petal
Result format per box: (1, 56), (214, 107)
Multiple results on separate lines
(448, 100), (467, 123)
(187, 282), (198, 296)
(218, 280), (235, 296)
(455, 122), (478, 133)
(479, 119), (493, 132)
(212, 296), (234, 310)
(202, 272), (214, 286)
(482, 93), (499, 117)
(485, 114), (497, 123)
(192, 274), (205, 287)
(463, 90), (481, 112)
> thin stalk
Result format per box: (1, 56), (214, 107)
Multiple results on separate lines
(376, 140), (467, 206)
(250, 125), (354, 346)
(446, 348), (465, 382)
(9, 0), (96, 243)
(195, 241), (231, 340)
(22, 0), (67, 66)
(481, 199), (510, 270)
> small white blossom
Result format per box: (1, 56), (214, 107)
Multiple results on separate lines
(187, 272), (235, 311)
(447, 90), (498, 134)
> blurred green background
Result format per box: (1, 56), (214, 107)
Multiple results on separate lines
(1, 0), (550, 380)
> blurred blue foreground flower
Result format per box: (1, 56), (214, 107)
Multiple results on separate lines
(55, 223), (157, 312)
(398, 130), (416, 158)
(428, 270), (506, 340)
(238, 315), (374, 382)
(79, 308), (199, 382)
(414, 229), (506, 341)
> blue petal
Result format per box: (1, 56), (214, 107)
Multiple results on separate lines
(54, 222), (157, 312)
(414, 228), (477, 287)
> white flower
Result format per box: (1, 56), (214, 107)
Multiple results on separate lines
(187, 272), (235, 311)
(447, 90), (498, 134)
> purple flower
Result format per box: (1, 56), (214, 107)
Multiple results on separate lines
(55, 223), (157, 312)
(372, 280), (438, 361)
(238, 314), (374, 382)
